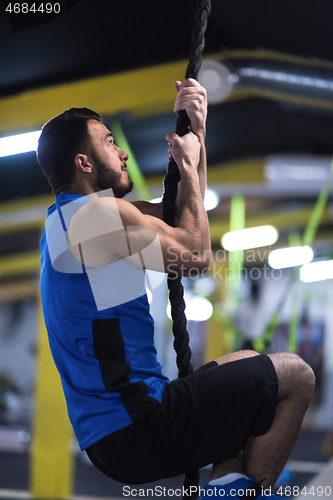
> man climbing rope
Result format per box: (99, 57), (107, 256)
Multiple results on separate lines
(38, 78), (315, 499)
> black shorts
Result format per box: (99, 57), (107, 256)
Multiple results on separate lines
(86, 354), (278, 484)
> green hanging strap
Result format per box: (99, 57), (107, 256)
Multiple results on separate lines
(255, 156), (333, 353)
(111, 121), (151, 201)
(224, 194), (245, 348)
(303, 157), (333, 247)
(227, 194), (245, 295)
(288, 156), (333, 352)
(287, 232), (303, 353)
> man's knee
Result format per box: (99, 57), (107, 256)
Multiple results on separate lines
(215, 349), (260, 365)
(268, 352), (315, 401)
(236, 349), (260, 358)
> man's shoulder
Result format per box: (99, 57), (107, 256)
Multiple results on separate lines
(130, 200), (163, 219)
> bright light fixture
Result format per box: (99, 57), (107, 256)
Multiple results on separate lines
(167, 295), (213, 322)
(150, 197), (162, 204)
(239, 68), (333, 90)
(150, 189), (219, 211)
(269, 246), (313, 269)
(204, 189), (219, 211)
(265, 164), (327, 181)
(0, 130), (41, 158)
(198, 60), (234, 103)
(222, 225), (278, 251)
(300, 260), (333, 283)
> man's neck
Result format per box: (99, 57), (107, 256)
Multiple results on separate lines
(56, 183), (95, 197)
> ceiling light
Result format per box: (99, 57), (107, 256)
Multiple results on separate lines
(222, 225), (278, 251)
(300, 260), (333, 283)
(238, 69), (333, 89)
(150, 190), (219, 211)
(198, 60), (234, 103)
(150, 197), (162, 204)
(204, 189), (219, 211)
(269, 246), (313, 269)
(264, 156), (332, 184)
(265, 165), (327, 181)
(0, 130), (41, 158)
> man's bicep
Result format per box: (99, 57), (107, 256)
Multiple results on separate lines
(131, 200), (163, 219)
(67, 197), (193, 274)
(66, 197), (167, 271)
(67, 200), (131, 267)
(118, 200), (205, 273)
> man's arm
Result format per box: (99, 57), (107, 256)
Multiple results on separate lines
(67, 132), (211, 275)
(128, 78), (211, 272)
(131, 199), (163, 219)
(119, 131), (211, 275)
(131, 78), (207, 220)
(174, 78), (207, 201)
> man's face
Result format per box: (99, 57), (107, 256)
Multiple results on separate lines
(87, 120), (133, 198)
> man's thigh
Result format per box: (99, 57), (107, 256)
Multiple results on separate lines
(87, 354), (278, 483)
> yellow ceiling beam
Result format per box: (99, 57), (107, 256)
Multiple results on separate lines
(0, 280), (38, 303)
(207, 158), (265, 184)
(146, 157), (266, 187)
(220, 49), (333, 69)
(209, 205), (332, 244)
(1, 49), (333, 136)
(0, 205), (330, 279)
(230, 88), (333, 111)
(0, 157), (265, 234)
(0, 193), (52, 215)
(0, 250), (40, 276)
(0, 200), (331, 247)
(0, 194), (52, 234)
(0, 60), (188, 135)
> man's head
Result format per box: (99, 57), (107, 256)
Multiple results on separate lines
(37, 108), (133, 197)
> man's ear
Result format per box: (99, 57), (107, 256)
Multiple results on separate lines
(74, 153), (92, 174)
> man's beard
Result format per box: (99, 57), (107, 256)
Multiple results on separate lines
(92, 154), (134, 198)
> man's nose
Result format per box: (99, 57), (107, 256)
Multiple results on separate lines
(119, 147), (128, 161)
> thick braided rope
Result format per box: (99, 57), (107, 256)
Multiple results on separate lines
(162, 1), (211, 498)
(162, 0), (211, 379)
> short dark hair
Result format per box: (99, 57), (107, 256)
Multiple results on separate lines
(37, 107), (102, 194)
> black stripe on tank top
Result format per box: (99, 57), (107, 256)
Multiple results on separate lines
(92, 318), (160, 421)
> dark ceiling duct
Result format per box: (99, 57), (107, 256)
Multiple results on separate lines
(199, 51), (333, 109)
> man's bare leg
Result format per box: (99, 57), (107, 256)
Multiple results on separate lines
(207, 350), (315, 489)
(209, 350), (259, 481)
(242, 353), (314, 489)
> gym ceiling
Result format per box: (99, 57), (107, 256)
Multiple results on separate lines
(0, 0), (333, 254)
